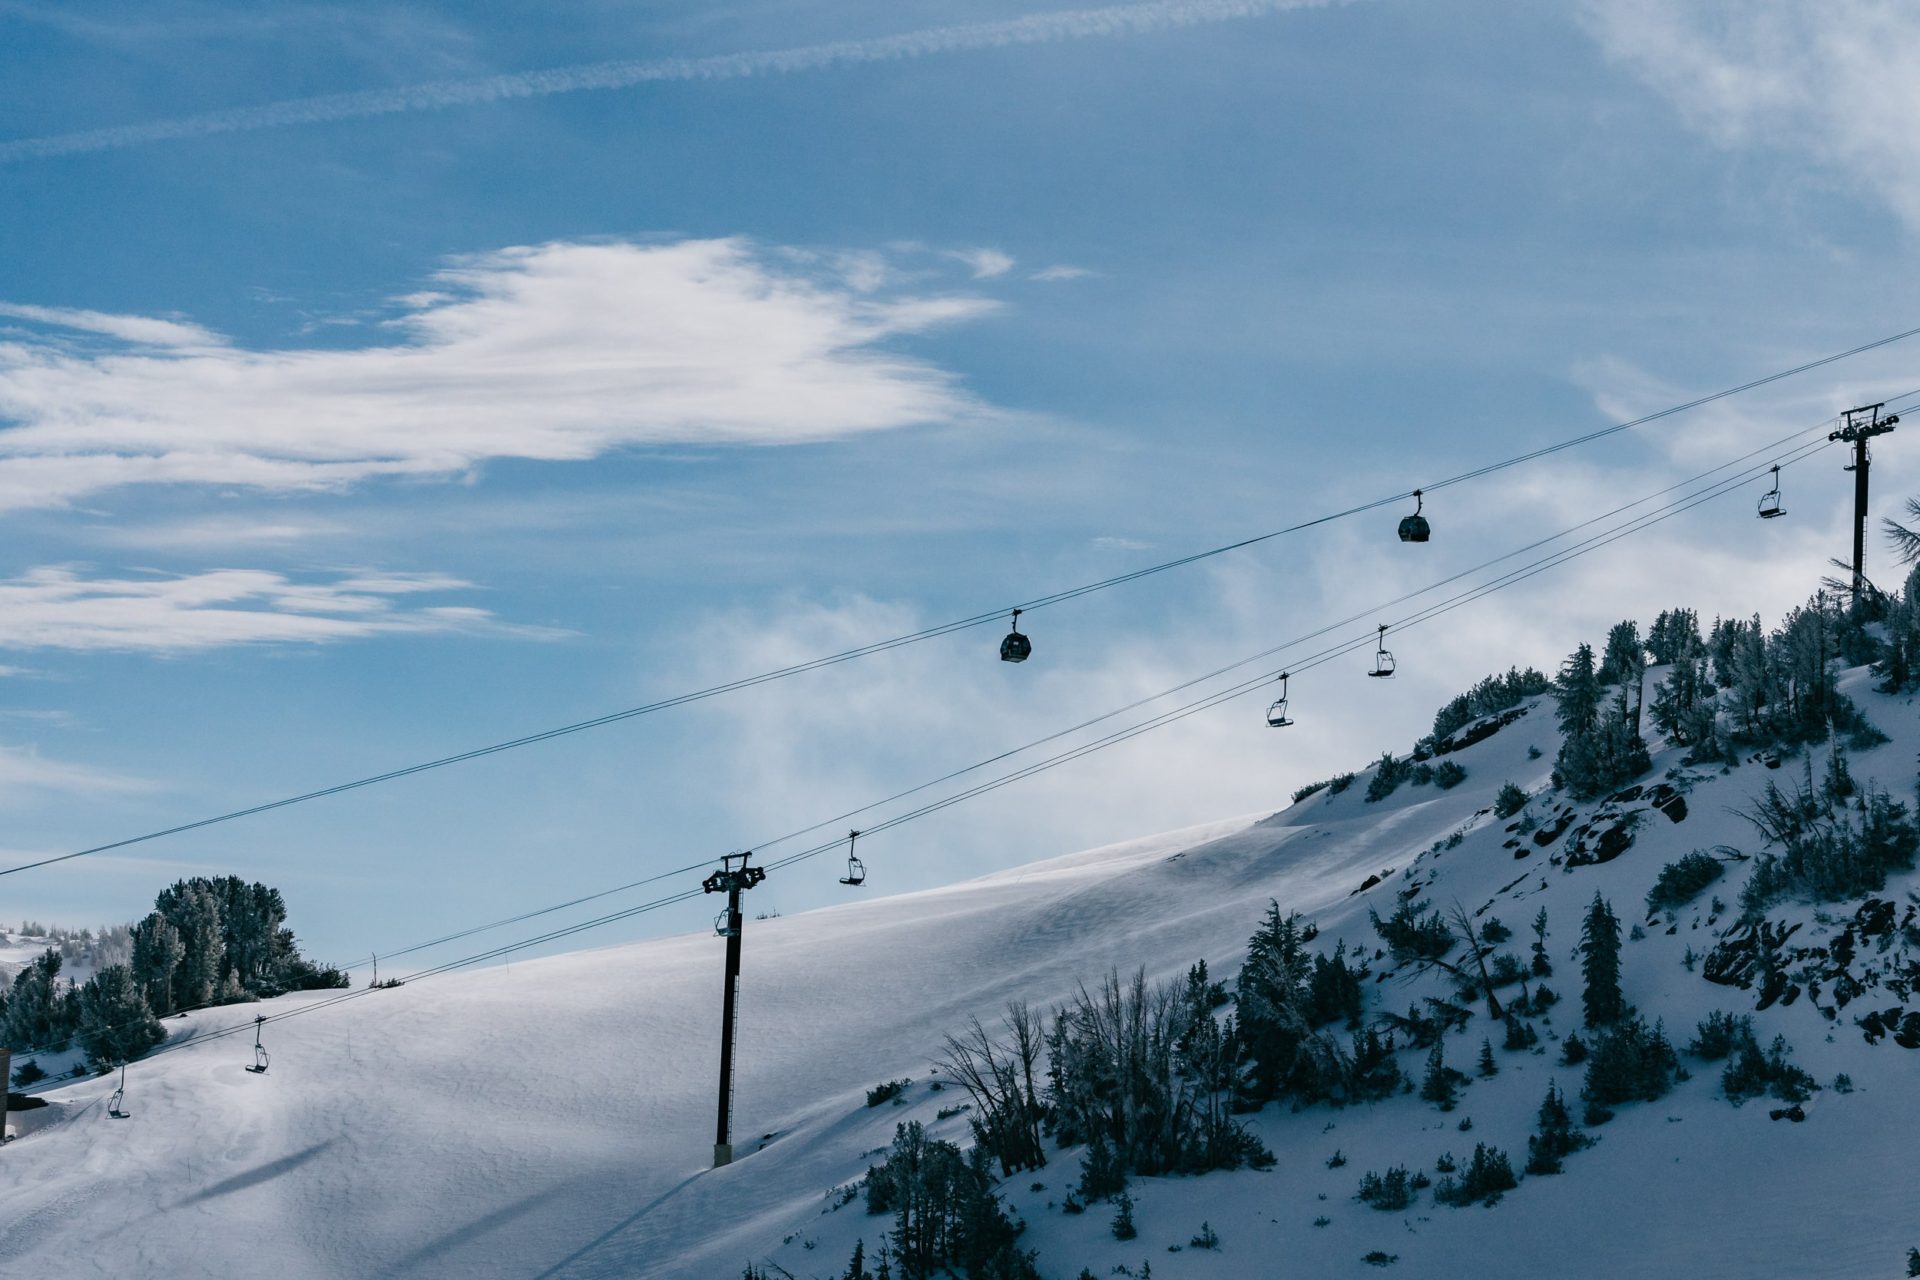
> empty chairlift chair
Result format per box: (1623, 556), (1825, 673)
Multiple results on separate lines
(1000, 609), (1032, 663)
(1397, 490), (1431, 543)
(1758, 465), (1786, 519)
(839, 830), (866, 886)
(1265, 672), (1294, 727)
(246, 1015), (269, 1074)
(108, 1065), (129, 1119)
(1367, 624), (1396, 678)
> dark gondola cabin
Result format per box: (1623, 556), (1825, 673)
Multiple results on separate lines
(1000, 608), (1032, 662)
(1397, 489), (1430, 543)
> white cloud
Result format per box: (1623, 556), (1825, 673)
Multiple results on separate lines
(1031, 265), (1097, 282)
(0, 566), (567, 652)
(1582, 0), (1920, 229)
(0, 238), (1000, 511)
(0, 744), (154, 803)
(948, 248), (1016, 279)
(0, 302), (226, 350)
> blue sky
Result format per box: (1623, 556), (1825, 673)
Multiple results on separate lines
(2, 0), (1918, 967)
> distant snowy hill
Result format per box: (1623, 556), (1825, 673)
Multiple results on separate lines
(2, 663), (1916, 1279)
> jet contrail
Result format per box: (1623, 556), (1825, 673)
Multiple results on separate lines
(0, 0), (1350, 163)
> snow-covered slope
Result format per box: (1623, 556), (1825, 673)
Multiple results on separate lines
(2, 667), (1916, 1279)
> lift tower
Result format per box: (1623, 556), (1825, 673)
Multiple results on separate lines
(1830, 403), (1900, 606)
(703, 851), (765, 1167)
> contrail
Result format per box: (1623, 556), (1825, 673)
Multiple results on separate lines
(0, 0), (1348, 163)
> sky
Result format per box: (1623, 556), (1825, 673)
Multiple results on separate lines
(2, 0), (1919, 970)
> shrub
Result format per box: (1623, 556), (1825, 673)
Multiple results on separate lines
(1646, 852), (1725, 916)
(1722, 1033), (1818, 1105)
(11, 1059), (45, 1087)
(1741, 785), (1919, 910)
(1561, 1032), (1587, 1065)
(1433, 1144), (1517, 1206)
(1433, 761), (1468, 790)
(1524, 1082), (1590, 1175)
(1479, 917), (1512, 944)
(1688, 1012), (1752, 1061)
(1326, 771), (1356, 796)
(1366, 753), (1414, 803)
(1581, 1017), (1678, 1111)
(1189, 1222), (1220, 1250)
(1494, 783), (1530, 819)
(1411, 762), (1435, 786)
(1370, 901), (1455, 964)
(1292, 779), (1330, 804)
(1356, 1166), (1416, 1211)
(866, 1079), (910, 1107)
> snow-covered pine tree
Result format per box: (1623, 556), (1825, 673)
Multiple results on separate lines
(1579, 893), (1625, 1027)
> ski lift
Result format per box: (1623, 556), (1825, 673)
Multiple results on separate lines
(714, 911), (738, 938)
(246, 1015), (270, 1075)
(839, 830), (866, 887)
(1757, 465), (1786, 519)
(108, 1064), (129, 1119)
(1265, 672), (1294, 727)
(1397, 490), (1431, 543)
(999, 609), (1032, 663)
(1367, 624), (1396, 678)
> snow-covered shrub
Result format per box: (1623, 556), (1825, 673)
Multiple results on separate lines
(1646, 852), (1725, 915)
(865, 1079), (910, 1108)
(1432, 761), (1468, 790)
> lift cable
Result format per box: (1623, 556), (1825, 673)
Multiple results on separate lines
(16, 437), (1837, 1083)
(332, 414), (1867, 973)
(3, 334), (1912, 882)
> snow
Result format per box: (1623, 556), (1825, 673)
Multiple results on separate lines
(1, 669), (1916, 1278)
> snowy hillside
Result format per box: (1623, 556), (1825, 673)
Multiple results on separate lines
(2, 660), (1917, 1279)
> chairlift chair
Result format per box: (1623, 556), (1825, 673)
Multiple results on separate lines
(1757, 465), (1786, 519)
(108, 1065), (129, 1119)
(246, 1014), (270, 1074)
(839, 830), (866, 886)
(714, 910), (738, 938)
(1265, 672), (1294, 727)
(1367, 624), (1396, 678)
(1397, 490), (1431, 543)
(1000, 609), (1032, 663)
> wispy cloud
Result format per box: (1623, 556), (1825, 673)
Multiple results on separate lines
(1582, 0), (1920, 229)
(0, 303), (225, 349)
(0, 0), (1352, 163)
(948, 248), (1016, 279)
(0, 238), (997, 511)
(0, 566), (566, 652)
(1031, 265), (1097, 282)
(0, 744), (155, 802)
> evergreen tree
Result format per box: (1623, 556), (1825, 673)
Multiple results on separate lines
(1420, 1037), (1457, 1110)
(130, 913), (184, 1015)
(77, 964), (165, 1067)
(1554, 644), (1601, 741)
(1110, 1192), (1136, 1241)
(1236, 904), (1317, 1102)
(1477, 1038), (1498, 1078)
(3, 949), (77, 1052)
(842, 1239), (872, 1280)
(1530, 908), (1552, 977)
(1579, 894), (1625, 1027)
(1523, 1081), (1589, 1175)
(1599, 620), (1643, 686)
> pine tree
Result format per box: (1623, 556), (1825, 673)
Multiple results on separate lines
(1420, 1037), (1456, 1110)
(1524, 1081), (1588, 1175)
(1477, 1038), (1497, 1078)
(1599, 620), (1643, 686)
(77, 964), (165, 1067)
(843, 1239), (871, 1280)
(1530, 908), (1551, 977)
(1554, 644), (1601, 740)
(130, 913), (183, 1015)
(1579, 894), (1625, 1027)
(1111, 1191), (1137, 1240)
